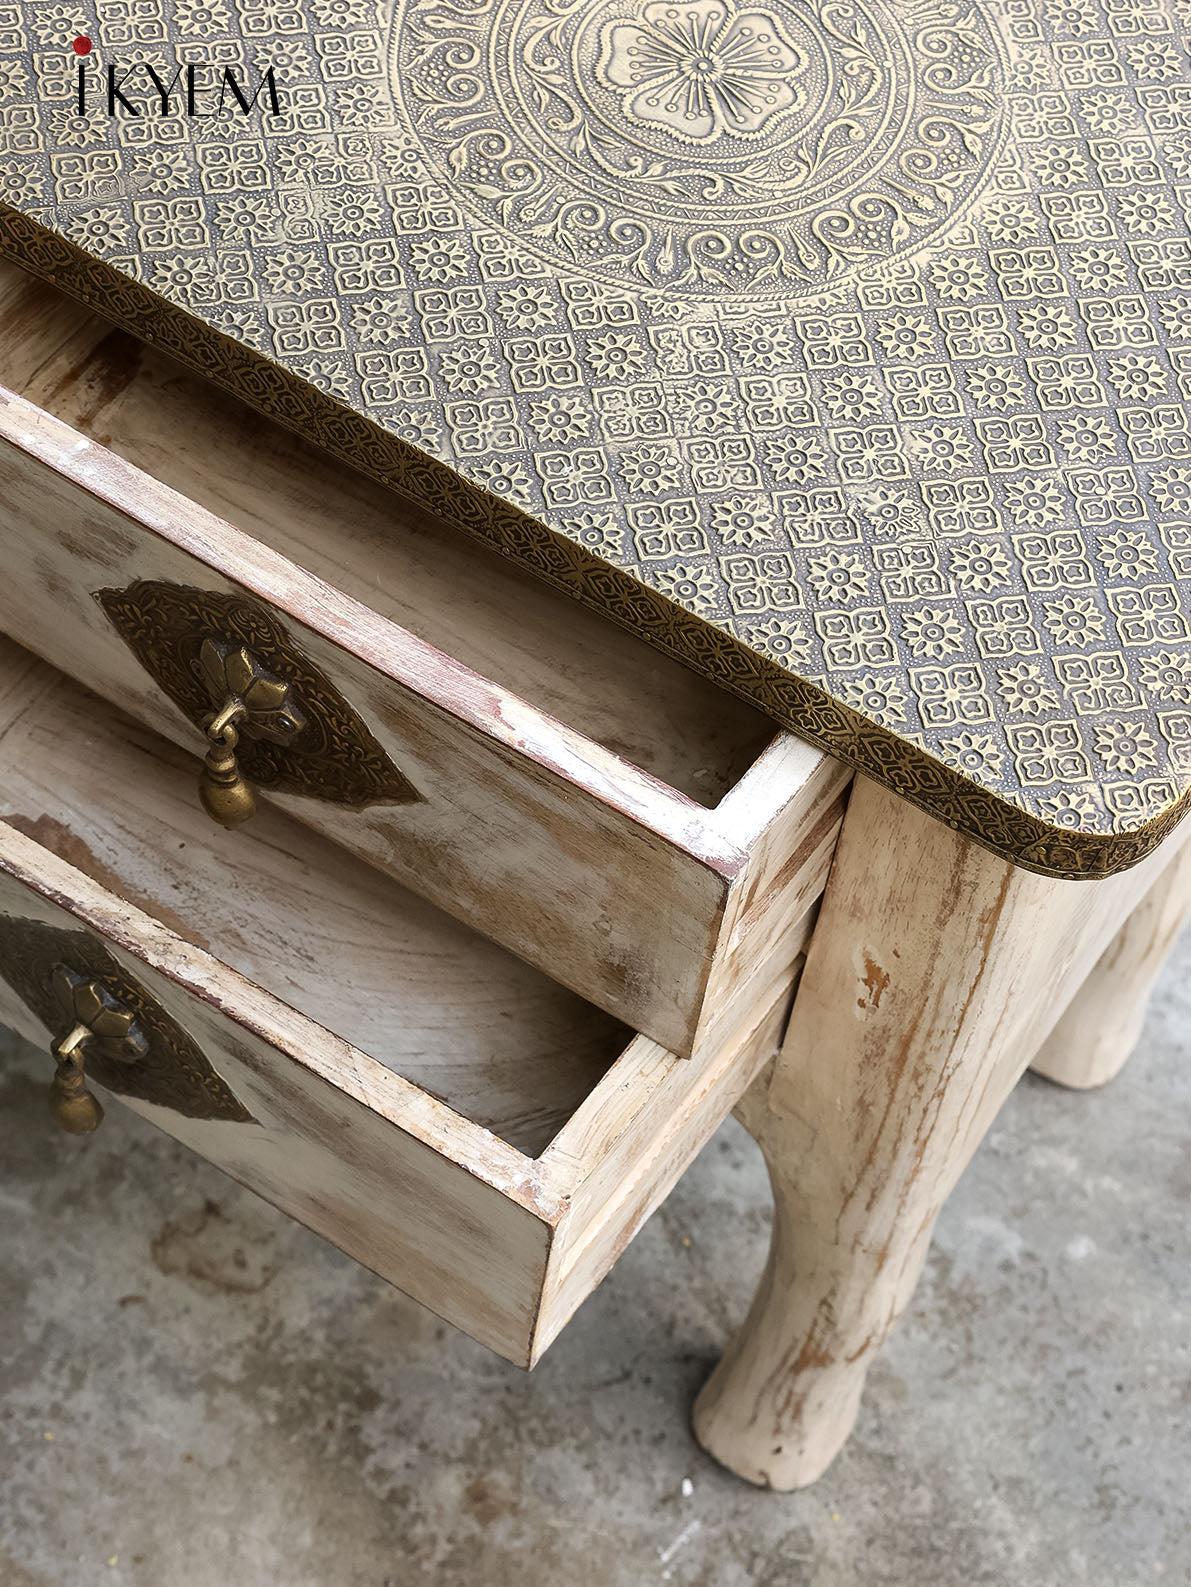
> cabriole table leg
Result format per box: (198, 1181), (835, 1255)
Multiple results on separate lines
(693, 778), (1187, 1491)
(1030, 837), (1191, 1091)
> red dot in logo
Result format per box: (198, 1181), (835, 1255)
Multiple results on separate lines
(72, 34), (92, 55)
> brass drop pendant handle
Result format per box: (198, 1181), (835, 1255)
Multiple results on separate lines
(98, 582), (421, 816)
(0, 920), (255, 1127)
(193, 638), (307, 832)
(200, 700), (255, 830)
(46, 965), (150, 1135)
(49, 1023), (104, 1135)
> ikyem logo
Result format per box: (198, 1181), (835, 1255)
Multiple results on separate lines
(71, 34), (281, 117)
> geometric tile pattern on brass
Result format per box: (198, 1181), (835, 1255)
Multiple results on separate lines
(3, 0), (1191, 873)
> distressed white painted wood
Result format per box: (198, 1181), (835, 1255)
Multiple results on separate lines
(0, 260), (848, 1059)
(1031, 836), (1191, 1090)
(693, 777), (1189, 1490)
(0, 639), (819, 1364)
(0, 644), (625, 1156)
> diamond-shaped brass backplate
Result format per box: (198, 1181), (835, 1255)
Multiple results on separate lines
(0, 915), (254, 1122)
(96, 581), (420, 809)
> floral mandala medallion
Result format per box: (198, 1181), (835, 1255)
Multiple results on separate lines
(597, 0), (809, 144)
(388, 0), (1010, 300)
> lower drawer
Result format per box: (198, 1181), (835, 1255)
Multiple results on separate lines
(0, 638), (801, 1364)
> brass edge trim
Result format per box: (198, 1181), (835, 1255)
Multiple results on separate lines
(3, 200), (1184, 880)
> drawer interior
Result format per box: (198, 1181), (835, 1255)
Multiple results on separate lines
(0, 635), (629, 1158)
(0, 262), (775, 808)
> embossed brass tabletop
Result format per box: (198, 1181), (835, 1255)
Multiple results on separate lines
(4, 0), (1191, 874)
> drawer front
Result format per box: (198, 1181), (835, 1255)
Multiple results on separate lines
(0, 821), (557, 1362)
(0, 391), (744, 1052)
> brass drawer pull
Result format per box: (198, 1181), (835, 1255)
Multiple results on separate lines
(47, 965), (148, 1134)
(96, 581), (420, 831)
(197, 638), (307, 830)
(0, 916), (255, 1130)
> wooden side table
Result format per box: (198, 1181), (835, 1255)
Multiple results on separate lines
(2, 0), (1191, 1497)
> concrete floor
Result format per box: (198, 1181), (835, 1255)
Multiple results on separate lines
(1, 931), (1189, 1587)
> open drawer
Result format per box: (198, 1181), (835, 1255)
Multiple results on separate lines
(0, 637), (812, 1364)
(0, 261), (849, 1060)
